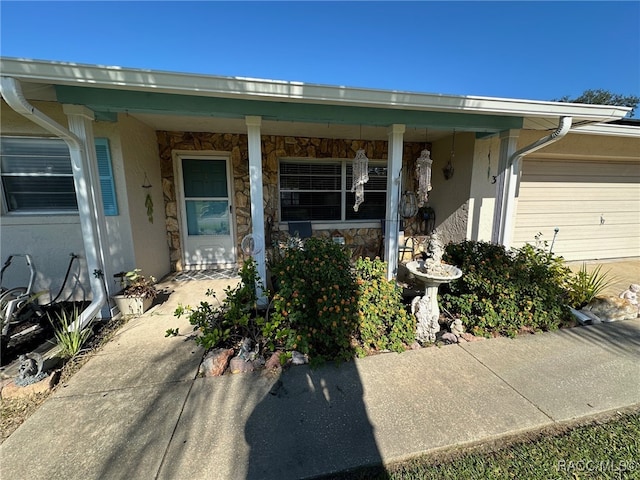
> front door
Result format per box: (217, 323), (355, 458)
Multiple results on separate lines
(177, 156), (235, 268)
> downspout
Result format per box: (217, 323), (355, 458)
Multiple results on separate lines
(497, 116), (572, 248)
(0, 76), (106, 331)
(510, 116), (573, 169)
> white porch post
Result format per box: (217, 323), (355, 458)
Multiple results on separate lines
(63, 105), (112, 316)
(385, 124), (405, 280)
(491, 130), (520, 247)
(245, 116), (267, 305)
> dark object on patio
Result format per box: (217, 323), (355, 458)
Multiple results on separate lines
(379, 219), (414, 261)
(288, 221), (312, 239)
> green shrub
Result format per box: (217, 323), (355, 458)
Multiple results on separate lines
(353, 257), (415, 355)
(441, 241), (572, 337)
(268, 237), (358, 363)
(173, 258), (265, 350)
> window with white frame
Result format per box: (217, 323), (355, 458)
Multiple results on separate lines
(1, 136), (118, 215)
(279, 159), (387, 222)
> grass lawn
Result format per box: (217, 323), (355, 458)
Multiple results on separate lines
(324, 409), (640, 480)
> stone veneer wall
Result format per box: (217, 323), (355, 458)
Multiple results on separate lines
(157, 131), (425, 271)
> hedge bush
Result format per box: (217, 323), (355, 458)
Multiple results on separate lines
(441, 241), (572, 337)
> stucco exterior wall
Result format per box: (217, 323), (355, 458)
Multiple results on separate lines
(157, 131), (425, 270)
(517, 130), (640, 159)
(467, 136), (501, 242)
(1, 100), (89, 301)
(116, 114), (170, 282)
(427, 132), (475, 245)
(0, 101), (163, 301)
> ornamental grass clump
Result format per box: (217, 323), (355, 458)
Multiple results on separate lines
(441, 240), (572, 338)
(566, 263), (614, 308)
(49, 307), (93, 359)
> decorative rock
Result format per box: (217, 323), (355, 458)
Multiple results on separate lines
(291, 351), (308, 365)
(409, 341), (422, 350)
(584, 296), (639, 323)
(199, 348), (234, 377)
(265, 352), (282, 370)
(1, 371), (59, 400)
(229, 357), (256, 374)
(441, 332), (459, 344)
(460, 332), (484, 342)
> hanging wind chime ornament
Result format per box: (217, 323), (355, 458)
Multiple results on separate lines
(351, 149), (369, 212)
(400, 190), (418, 218)
(415, 148), (433, 207)
(443, 129), (456, 180)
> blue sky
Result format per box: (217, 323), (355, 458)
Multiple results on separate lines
(1, 1), (639, 106)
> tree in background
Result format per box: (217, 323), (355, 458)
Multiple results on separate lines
(555, 89), (640, 117)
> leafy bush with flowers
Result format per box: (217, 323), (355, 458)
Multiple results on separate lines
(268, 237), (359, 363)
(353, 257), (415, 355)
(441, 240), (573, 337)
(173, 237), (416, 363)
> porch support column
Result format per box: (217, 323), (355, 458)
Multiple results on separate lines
(63, 105), (113, 316)
(491, 130), (520, 247)
(245, 115), (267, 305)
(385, 124), (405, 280)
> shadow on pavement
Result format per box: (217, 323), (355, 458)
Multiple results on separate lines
(245, 361), (388, 480)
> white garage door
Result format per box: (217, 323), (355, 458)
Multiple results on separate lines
(513, 158), (640, 261)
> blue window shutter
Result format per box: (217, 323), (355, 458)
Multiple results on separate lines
(95, 138), (119, 216)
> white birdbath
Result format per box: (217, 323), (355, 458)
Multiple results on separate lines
(406, 260), (462, 344)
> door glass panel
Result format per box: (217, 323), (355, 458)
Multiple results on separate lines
(183, 159), (228, 197)
(186, 200), (230, 236)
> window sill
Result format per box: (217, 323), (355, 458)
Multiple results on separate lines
(279, 221), (382, 231)
(1, 213), (80, 226)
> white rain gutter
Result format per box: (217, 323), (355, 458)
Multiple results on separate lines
(494, 116), (573, 247)
(511, 116), (573, 169)
(0, 57), (632, 122)
(0, 76), (106, 331)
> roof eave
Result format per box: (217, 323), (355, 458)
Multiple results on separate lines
(0, 57), (631, 123)
(571, 123), (640, 138)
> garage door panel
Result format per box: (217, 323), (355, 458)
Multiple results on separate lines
(516, 200), (639, 214)
(514, 212), (638, 227)
(514, 158), (640, 261)
(524, 160), (640, 177)
(519, 185), (639, 200)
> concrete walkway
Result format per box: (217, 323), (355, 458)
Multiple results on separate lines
(2, 271), (640, 480)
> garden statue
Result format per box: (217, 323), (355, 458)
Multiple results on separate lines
(619, 284), (639, 307)
(237, 337), (258, 362)
(411, 294), (439, 343)
(450, 318), (465, 337)
(406, 230), (462, 344)
(15, 352), (47, 386)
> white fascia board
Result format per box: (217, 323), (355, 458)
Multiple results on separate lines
(571, 123), (640, 138)
(0, 57), (631, 122)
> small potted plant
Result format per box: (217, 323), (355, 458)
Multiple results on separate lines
(112, 269), (158, 317)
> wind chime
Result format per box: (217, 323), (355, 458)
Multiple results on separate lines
(415, 147), (433, 207)
(351, 130), (369, 212)
(443, 129), (456, 180)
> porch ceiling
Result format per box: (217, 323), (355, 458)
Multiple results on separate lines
(128, 113), (454, 141)
(54, 85), (523, 139)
